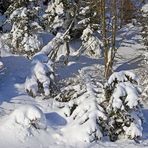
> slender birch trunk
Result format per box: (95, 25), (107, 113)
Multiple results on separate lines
(101, 0), (117, 79)
(101, 0), (109, 78)
(120, 0), (124, 28)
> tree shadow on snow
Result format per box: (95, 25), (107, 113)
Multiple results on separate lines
(115, 26), (143, 55)
(0, 56), (31, 104)
(115, 55), (143, 72)
(57, 55), (104, 79)
(45, 112), (67, 127)
(142, 109), (148, 140)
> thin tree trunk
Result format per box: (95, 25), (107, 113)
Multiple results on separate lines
(64, 41), (70, 65)
(106, 0), (117, 77)
(102, 0), (117, 79)
(101, 0), (108, 79)
(120, 0), (124, 28)
(112, 0), (117, 53)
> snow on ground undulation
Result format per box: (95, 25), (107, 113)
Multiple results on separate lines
(0, 24), (148, 148)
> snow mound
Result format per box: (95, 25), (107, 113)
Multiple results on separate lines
(8, 105), (47, 129)
(0, 105), (48, 147)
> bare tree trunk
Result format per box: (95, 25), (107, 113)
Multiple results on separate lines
(112, 0), (117, 52)
(101, 0), (109, 79)
(120, 0), (124, 28)
(101, 0), (117, 79)
(106, 0), (117, 77)
(64, 41), (70, 65)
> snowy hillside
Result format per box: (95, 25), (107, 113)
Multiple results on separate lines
(0, 24), (147, 148)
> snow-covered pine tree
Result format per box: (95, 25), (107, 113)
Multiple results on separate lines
(43, 0), (75, 35)
(71, 0), (102, 58)
(104, 71), (143, 141)
(72, 0), (100, 38)
(141, 74), (148, 105)
(75, 25), (101, 58)
(43, 0), (77, 64)
(5, 0), (44, 57)
(55, 68), (107, 142)
(43, 0), (64, 34)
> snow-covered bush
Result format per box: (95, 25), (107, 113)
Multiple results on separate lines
(55, 74), (86, 102)
(142, 52), (148, 64)
(105, 71), (143, 141)
(56, 69), (107, 142)
(25, 53), (55, 98)
(43, 0), (75, 36)
(138, 69), (148, 105)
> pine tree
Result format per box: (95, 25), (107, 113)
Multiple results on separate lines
(43, 0), (75, 35)
(104, 71), (143, 141)
(55, 69), (107, 142)
(0, 0), (11, 14)
(73, 0), (100, 35)
(75, 25), (101, 58)
(5, 0), (44, 57)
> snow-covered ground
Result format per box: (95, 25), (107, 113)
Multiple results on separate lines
(0, 24), (148, 148)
